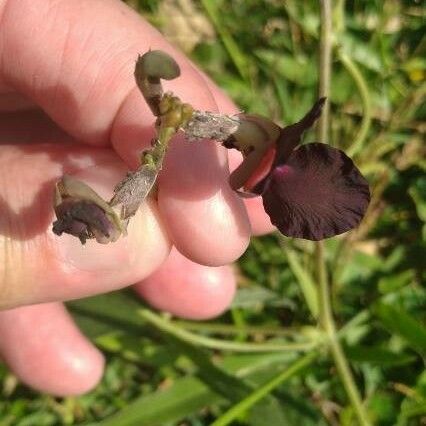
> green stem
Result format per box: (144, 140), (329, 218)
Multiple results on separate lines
(211, 351), (317, 426)
(317, 2), (371, 424)
(280, 238), (319, 318)
(173, 320), (305, 337)
(138, 304), (368, 426)
(338, 309), (370, 337)
(138, 309), (315, 353)
(231, 307), (248, 341)
(333, 0), (346, 33)
(330, 340), (371, 424)
(338, 50), (372, 157)
(317, 0), (333, 144)
(316, 242), (371, 425)
(316, 242), (333, 331)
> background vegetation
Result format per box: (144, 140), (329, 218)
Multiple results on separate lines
(1, 0), (425, 424)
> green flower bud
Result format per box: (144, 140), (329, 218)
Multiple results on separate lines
(135, 50), (180, 82)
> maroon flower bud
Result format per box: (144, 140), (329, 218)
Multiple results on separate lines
(52, 176), (123, 244)
(229, 99), (371, 240)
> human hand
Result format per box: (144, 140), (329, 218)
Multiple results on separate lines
(0, 0), (273, 395)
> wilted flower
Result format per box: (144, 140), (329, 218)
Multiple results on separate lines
(227, 98), (370, 240)
(52, 175), (123, 244)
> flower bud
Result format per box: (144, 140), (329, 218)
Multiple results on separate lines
(134, 50), (181, 117)
(135, 50), (180, 82)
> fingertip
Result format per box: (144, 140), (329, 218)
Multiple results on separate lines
(134, 248), (236, 320)
(0, 303), (104, 396)
(243, 196), (276, 235)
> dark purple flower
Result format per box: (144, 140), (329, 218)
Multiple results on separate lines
(228, 98), (370, 240)
(53, 175), (123, 244)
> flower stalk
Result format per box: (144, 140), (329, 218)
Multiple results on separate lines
(317, 0), (333, 144)
(316, 2), (371, 424)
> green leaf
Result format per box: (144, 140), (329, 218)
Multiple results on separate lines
(200, 0), (252, 83)
(231, 287), (289, 309)
(368, 393), (399, 424)
(398, 371), (426, 425)
(374, 303), (426, 356)
(98, 350), (310, 426)
(98, 376), (222, 426)
(340, 34), (383, 72)
(378, 270), (415, 294)
(345, 344), (416, 366)
(211, 352), (317, 426)
(409, 177), (426, 240)
(71, 294), (301, 425)
(409, 177), (426, 221)
(254, 49), (318, 87)
(68, 291), (146, 338)
(160, 334), (290, 425)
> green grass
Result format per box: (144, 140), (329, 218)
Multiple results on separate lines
(1, 1), (425, 425)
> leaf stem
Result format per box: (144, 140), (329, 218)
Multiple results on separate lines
(279, 238), (319, 319)
(138, 308), (315, 353)
(173, 320), (305, 337)
(338, 50), (372, 157)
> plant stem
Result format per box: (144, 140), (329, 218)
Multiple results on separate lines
(316, 242), (332, 331)
(317, 0), (333, 144)
(138, 308), (315, 353)
(317, 2), (371, 424)
(279, 237), (319, 318)
(137, 303), (370, 424)
(316, 242), (370, 425)
(211, 351), (317, 426)
(173, 320), (305, 337)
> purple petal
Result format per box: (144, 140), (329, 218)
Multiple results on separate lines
(274, 98), (326, 164)
(52, 217), (90, 244)
(53, 199), (118, 244)
(262, 143), (370, 240)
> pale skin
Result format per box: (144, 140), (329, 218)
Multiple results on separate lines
(0, 0), (274, 395)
